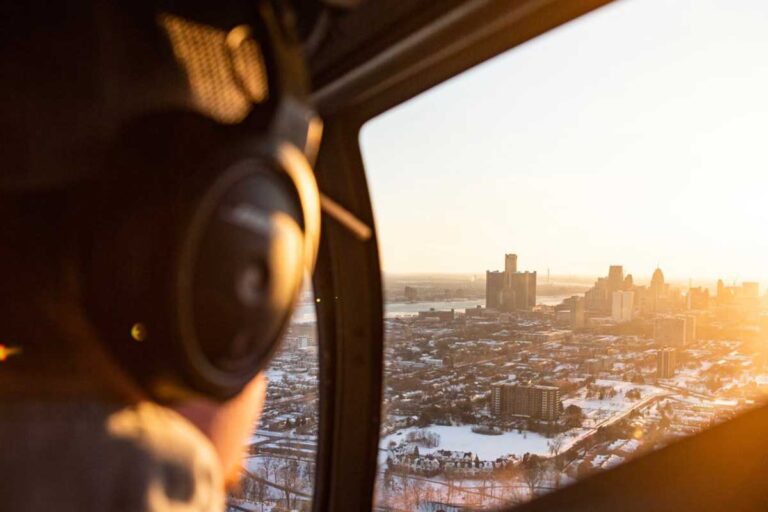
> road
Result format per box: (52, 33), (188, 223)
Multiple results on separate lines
(657, 382), (714, 400)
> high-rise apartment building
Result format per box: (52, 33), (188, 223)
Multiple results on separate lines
(657, 348), (676, 378)
(490, 383), (560, 420)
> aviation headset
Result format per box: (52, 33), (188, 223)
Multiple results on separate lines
(0, 1), (322, 401)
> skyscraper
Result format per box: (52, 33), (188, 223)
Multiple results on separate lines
(687, 287), (709, 310)
(651, 267), (665, 297)
(717, 279), (726, 300)
(504, 253), (518, 275)
(509, 271), (537, 311)
(585, 276), (610, 313)
(485, 271), (504, 309)
(608, 265), (624, 295)
(485, 253), (537, 311)
(611, 290), (634, 323)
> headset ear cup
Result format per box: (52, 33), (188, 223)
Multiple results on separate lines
(176, 159), (309, 398)
(82, 137), (317, 401)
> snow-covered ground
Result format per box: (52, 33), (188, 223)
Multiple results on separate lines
(379, 380), (668, 468)
(565, 379), (667, 427)
(382, 425), (556, 462)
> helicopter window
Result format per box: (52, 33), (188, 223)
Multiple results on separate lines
(230, 284), (318, 512)
(360, 0), (768, 509)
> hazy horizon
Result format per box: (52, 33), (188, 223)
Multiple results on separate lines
(361, 0), (768, 288)
(383, 271), (762, 289)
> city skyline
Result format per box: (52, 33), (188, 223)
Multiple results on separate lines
(361, 0), (768, 283)
(381, 267), (768, 291)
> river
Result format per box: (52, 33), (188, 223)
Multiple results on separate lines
(290, 295), (570, 324)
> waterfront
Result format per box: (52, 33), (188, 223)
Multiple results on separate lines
(291, 295), (570, 324)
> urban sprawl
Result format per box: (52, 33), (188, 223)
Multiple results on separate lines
(231, 254), (768, 512)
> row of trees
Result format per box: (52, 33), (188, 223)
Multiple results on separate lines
(406, 429), (441, 448)
(378, 453), (569, 511)
(236, 455), (315, 512)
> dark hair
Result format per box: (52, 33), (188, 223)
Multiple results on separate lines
(2, 189), (68, 287)
(0, 190), (144, 401)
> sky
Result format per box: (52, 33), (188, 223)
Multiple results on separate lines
(359, 0), (768, 287)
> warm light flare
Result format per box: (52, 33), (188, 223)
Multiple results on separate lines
(130, 323), (148, 342)
(0, 344), (22, 362)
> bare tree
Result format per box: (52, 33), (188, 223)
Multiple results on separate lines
(521, 457), (545, 499)
(444, 477), (457, 506)
(422, 483), (438, 508)
(463, 481), (483, 509)
(492, 462), (520, 506)
(277, 459), (301, 510)
(548, 437), (564, 459)
(475, 473), (495, 509)
(263, 457), (277, 484)
(303, 460), (316, 494)
(544, 458), (561, 491)
(549, 436), (567, 478)
(391, 474), (414, 511)
(251, 470), (269, 512)
(395, 474), (429, 510)
(372, 472), (386, 509)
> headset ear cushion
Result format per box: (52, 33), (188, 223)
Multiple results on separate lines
(275, 143), (321, 273)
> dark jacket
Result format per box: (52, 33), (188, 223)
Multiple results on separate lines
(0, 401), (224, 511)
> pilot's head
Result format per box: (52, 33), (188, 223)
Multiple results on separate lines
(0, 0), (322, 486)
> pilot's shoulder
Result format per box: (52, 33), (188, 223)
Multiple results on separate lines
(0, 401), (224, 512)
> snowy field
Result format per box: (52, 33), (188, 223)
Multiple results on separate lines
(381, 425), (556, 462)
(567, 379), (664, 412)
(380, 381), (667, 467)
(564, 379), (667, 428)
